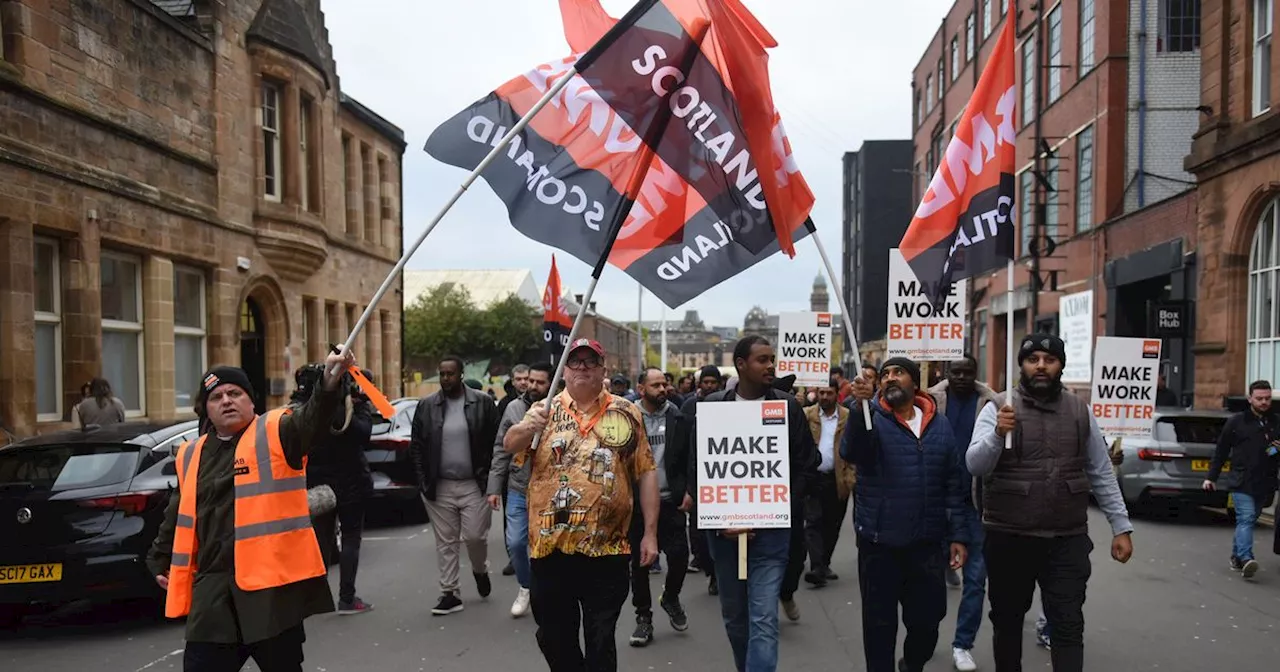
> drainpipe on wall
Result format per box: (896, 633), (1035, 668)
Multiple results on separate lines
(1137, 0), (1148, 208)
(399, 158), (406, 398)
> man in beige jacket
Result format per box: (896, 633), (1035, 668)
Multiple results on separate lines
(802, 377), (858, 587)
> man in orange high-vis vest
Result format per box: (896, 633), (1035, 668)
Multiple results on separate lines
(147, 348), (354, 672)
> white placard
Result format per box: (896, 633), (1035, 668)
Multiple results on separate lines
(776, 311), (834, 386)
(887, 249), (967, 360)
(1060, 290), (1094, 384)
(1090, 336), (1161, 438)
(695, 400), (792, 529)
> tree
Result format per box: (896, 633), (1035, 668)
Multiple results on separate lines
(403, 284), (540, 364)
(478, 294), (540, 363)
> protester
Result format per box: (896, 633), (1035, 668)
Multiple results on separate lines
(73, 377), (126, 428)
(843, 357), (970, 672)
(503, 338), (658, 672)
(409, 356), (500, 616)
(682, 335), (818, 672)
(682, 364), (726, 594)
(611, 374), (632, 399)
(664, 371), (686, 408)
(147, 349), (352, 671)
(968, 333), (1134, 672)
(802, 377), (856, 588)
(1203, 379), (1280, 580)
(496, 364), (531, 577)
(928, 356), (999, 671)
(628, 367), (691, 647)
(1155, 374), (1178, 407)
(487, 362), (552, 618)
(292, 364), (375, 616)
(831, 366), (853, 406)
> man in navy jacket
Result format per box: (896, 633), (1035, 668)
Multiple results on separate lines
(842, 357), (971, 672)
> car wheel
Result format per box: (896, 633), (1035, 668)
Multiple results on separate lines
(0, 605), (28, 631)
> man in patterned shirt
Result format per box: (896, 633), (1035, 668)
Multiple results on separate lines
(504, 338), (659, 672)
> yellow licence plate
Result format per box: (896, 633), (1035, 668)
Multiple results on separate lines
(0, 563), (62, 584)
(1191, 460), (1228, 472)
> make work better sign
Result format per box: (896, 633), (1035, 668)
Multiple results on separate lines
(888, 249), (967, 360)
(776, 311), (834, 386)
(1090, 336), (1161, 438)
(696, 400), (792, 529)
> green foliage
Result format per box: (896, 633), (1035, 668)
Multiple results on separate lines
(403, 283), (538, 363)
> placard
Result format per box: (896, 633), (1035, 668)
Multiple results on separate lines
(1090, 336), (1161, 438)
(776, 311), (834, 386)
(887, 249), (967, 360)
(1060, 290), (1094, 384)
(695, 400), (792, 529)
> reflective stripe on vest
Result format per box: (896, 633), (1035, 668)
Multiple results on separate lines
(164, 410), (325, 618)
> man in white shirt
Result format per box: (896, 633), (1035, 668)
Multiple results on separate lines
(802, 377), (856, 588)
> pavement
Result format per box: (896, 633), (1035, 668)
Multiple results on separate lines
(3, 505), (1280, 671)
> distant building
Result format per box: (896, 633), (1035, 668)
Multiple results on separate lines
(742, 275), (843, 364)
(639, 310), (733, 371)
(403, 269), (541, 309)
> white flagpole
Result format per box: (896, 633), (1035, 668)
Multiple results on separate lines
(810, 232), (874, 430)
(327, 68), (579, 374)
(660, 305), (668, 373)
(637, 283), (644, 376)
(1005, 258), (1015, 449)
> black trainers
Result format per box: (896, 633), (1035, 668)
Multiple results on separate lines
(1230, 555), (1244, 571)
(804, 568), (829, 587)
(502, 562), (515, 576)
(474, 572), (492, 598)
(431, 592), (463, 616)
(659, 592), (689, 632)
(629, 615), (654, 647)
(824, 567), (840, 581)
(337, 596), (374, 615)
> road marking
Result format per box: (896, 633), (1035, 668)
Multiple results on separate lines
(134, 649), (183, 671)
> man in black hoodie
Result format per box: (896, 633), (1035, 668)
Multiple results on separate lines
(292, 364), (375, 615)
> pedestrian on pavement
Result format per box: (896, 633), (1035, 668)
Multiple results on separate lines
(628, 367), (691, 647)
(1203, 379), (1280, 580)
(802, 377), (856, 588)
(843, 357), (970, 672)
(928, 356), (999, 671)
(291, 363), (375, 616)
(682, 364), (726, 595)
(682, 335), (819, 672)
(73, 377), (126, 428)
(409, 355), (500, 616)
(968, 333), (1135, 672)
(487, 361), (551, 618)
(503, 338), (659, 672)
(146, 350), (353, 672)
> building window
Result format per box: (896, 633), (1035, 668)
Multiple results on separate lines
(1045, 155), (1061, 238)
(975, 309), (989, 378)
(1075, 126), (1095, 232)
(173, 266), (206, 412)
(1247, 197), (1280, 384)
(915, 87), (923, 127)
(951, 36), (960, 80)
(343, 134), (359, 236)
(300, 96), (316, 212)
(362, 143), (378, 243)
(100, 253), (144, 415)
(261, 82), (282, 201)
(1022, 37), (1037, 127)
(1019, 170), (1034, 255)
(966, 13), (976, 61)
(1158, 0), (1201, 52)
(1256, 0), (1274, 116)
(983, 0), (994, 39)
(1080, 0), (1096, 72)
(1047, 5), (1063, 102)
(913, 160), (922, 202)
(34, 238), (61, 421)
(937, 58), (945, 99)
(1002, 0), (1008, 15)
(926, 75), (935, 112)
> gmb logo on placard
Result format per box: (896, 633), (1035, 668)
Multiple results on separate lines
(816, 313), (831, 328)
(761, 401), (787, 426)
(1142, 341), (1161, 359)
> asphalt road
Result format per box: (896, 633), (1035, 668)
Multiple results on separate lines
(3, 505), (1280, 671)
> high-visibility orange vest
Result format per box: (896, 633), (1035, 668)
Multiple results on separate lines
(165, 408), (326, 618)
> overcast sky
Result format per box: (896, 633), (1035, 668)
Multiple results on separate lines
(322, 0), (952, 329)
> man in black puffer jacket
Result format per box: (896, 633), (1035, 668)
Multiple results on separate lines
(293, 364), (375, 616)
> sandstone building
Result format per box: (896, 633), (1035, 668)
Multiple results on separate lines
(0, 0), (405, 437)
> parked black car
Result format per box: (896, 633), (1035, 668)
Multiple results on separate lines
(366, 398), (425, 520)
(0, 420), (199, 628)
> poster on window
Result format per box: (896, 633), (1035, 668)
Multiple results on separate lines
(695, 401), (792, 529)
(1090, 337), (1160, 439)
(1059, 290), (1093, 384)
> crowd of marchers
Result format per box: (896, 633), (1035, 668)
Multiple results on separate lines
(133, 327), (1280, 672)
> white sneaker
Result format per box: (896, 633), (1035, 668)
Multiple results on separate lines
(510, 587), (531, 618)
(953, 647), (977, 671)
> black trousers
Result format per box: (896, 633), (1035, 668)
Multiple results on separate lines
(985, 531), (1092, 672)
(781, 505), (806, 601)
(313, 495), (366, 604)
(688, 504), (713, 576)
(182, 624), (305, 672)
(857, 536), (947, 672)
(531, 552), (630, 672)
(629, 499), (690, 616)
(804, 472), (849, 570)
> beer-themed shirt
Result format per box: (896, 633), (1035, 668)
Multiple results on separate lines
(525, 389), (655, 559)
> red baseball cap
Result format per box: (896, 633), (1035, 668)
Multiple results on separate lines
(567, 338), (605, 358)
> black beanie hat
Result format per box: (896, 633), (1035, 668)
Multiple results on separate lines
(1018, 333), (1067, 365)
(881, 357), (921, 386)
(201, 366), (255, 399)
(697, 365), (722, 382)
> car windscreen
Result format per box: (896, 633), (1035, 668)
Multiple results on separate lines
(0, 444), (140, 491)
(372, 405), (416, 436)
(1154, 417), (1227, 444)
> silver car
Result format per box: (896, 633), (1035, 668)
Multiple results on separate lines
(1113, 409), (1232, 510)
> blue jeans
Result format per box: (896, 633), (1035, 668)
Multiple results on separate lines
(1233, 491), (1260, 562)
(506, 489), (531, 588)
(708, 529), (790, 672)
(952, 515), (987, 650)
